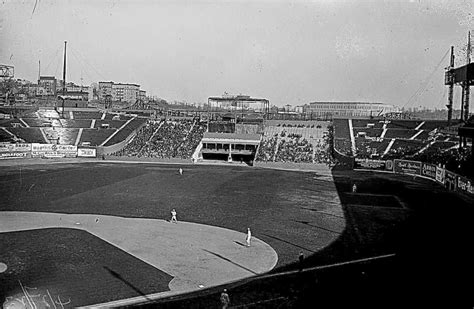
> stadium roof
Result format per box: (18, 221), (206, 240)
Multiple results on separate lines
(309, 102), (389, 105)
(208, 96), (268, 102)
(202, 132), (261, 143)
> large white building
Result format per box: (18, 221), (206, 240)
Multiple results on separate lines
(98, 81), (143, 103)
(307, 102), (399, 118)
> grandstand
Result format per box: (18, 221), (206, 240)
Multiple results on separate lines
(332, 117), (471, 178)
(0, 108), (148, 154)
(254, 120), (331, 164)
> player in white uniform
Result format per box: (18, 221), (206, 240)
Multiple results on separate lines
(170, 209), (177, 223)
(246, 228), (252, 247)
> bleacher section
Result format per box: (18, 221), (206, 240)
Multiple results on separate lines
(0, 129), (16, 143)
(7, 127), (46, 143)
(386, 120), (423, 129)
(79, 129), (116, 146)
(43, 128), (80, 145)
(94, 120), (128, 129)
(384, 139), (425, 159)
(348, 118), (459, 161)
(355, 139), (390, 158)
(351, 119), (384, 129)
(113, 119), (206, 159)
(103, 113), (132, 121)
(256, 121), (331, 164)
(0, 108), (150, 152)
(103, 118), (147, 147)
(384, 129), (418, 139)
(333, 119), (352, 156)
(60, 119), (92, 128)
(73, 111), (103, 119)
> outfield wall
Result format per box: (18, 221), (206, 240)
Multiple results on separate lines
(354, 157), (473, 196)
(0, 142), (97, 159)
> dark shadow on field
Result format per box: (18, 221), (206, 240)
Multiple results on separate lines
(133, 169), (474, 309)
(261, 233), (318, 253)
(0, 228), (173, 307)
(104, 266), (154, 302)
(234, 241), (247, 247)
(202, 249), (257, 275)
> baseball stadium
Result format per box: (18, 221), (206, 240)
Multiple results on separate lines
(1, 99), (473, 309)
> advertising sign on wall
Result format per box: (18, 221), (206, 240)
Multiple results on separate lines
(31, 144), (77, 158)
(436, 166), (445, 184)
(354, 158), (387, 171)
(393, 159), (422, 175)
(457, 176), (474, 195)
(0, 152), (28, 159)
(77, 148), (97, 158)
(0, 143), (31, 153)
(421, 163), (437, 180)
(445, 170), (458, 191)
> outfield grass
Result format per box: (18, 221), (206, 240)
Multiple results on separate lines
(1, 163), (473, 308)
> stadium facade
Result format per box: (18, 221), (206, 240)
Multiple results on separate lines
(308, 102), (399, 118)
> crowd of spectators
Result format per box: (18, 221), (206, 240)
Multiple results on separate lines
(113, 119), (206, 159)
(115, 120), (160, 156)
(256, 136), (278, 162)
(256, 131), (332, 164)
(413, 145), (473, 179)
(274, 137), (313, 163)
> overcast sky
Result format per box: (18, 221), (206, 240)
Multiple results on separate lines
(1, 0), (473, 109)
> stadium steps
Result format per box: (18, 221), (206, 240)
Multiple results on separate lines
(410, 130), (423, 140)
(69, 111), (74, 119)
(415, 140), (436, 156)
(75, 128), (83, 146)
(101, 113), (106, 120)
(1, 128), (16, 139)
(90, 119), (96, 128)
(39, 128), (50, 143)
(382, 138), (396, 157)
(414, 121), (425, 130)
(100, 117), (134, 147)
(273, 137), (281, 161)
(19, 118), (29, 128)
(348, 119), (356, 155)
(146, 121), (164, 143)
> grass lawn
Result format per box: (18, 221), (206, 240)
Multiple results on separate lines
(1, 163), (473, 308)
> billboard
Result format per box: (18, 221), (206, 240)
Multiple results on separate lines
(445, 170), (458, 191)
(457, 176), (474, 195)
(354, 158), (388, 170)
(0, 152), (28, 159)
(0, 143), (31, 153)
(31, 144), (77, 158)
(435, 166), (445, 184)
(393, 159), (422, 175)
(77, 148), (97, 158)
(421, 163), (437, 180)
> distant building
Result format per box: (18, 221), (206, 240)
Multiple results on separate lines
(113, 83), (140, 103)
(98, 81), (141, 103)
(307, 102), (398, 118)
(38, 76), (57, 96)
(139, 90), (146, 102)
(98, 81), (114, 102)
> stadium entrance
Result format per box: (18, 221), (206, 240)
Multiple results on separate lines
(197, 132), (261, 165)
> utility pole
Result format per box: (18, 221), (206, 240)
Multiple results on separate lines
(447, 46), (455, 126)
(37, 60), (41, 98)
(62, 41), (67, 118)
(462, 31), (471, 122)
